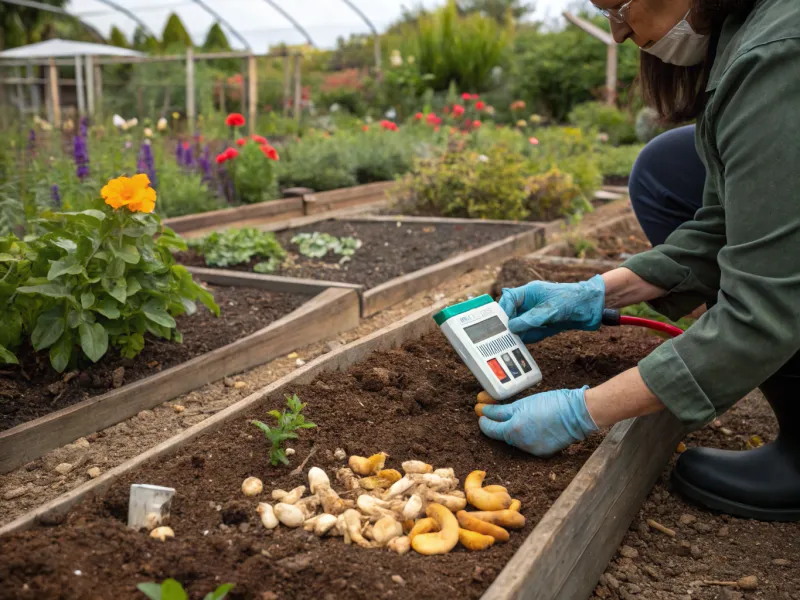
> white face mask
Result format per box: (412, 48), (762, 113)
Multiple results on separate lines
(642, 11), (710, 66)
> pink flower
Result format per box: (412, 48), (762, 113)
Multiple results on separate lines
(426, 113), (442, 126)
(236, 138), (246, 146)
(452, 104), (465, 117)
(529, 137), (540, 145)
(461, 92), (472, 101)
(472, 120), (482, 129)
(415, 112), (424, 120)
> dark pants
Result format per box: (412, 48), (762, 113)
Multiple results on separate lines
(629, 125), (706, 247)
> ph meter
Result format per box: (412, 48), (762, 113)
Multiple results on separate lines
(434, 295), (542, 400)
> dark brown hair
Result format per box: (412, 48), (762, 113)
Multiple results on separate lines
(640, 0), (758, 122)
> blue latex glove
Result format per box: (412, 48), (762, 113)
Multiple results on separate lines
(498, 275), (606, 343)
(479, 387), (598, 457)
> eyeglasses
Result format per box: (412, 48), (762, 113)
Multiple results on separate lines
(598, 0), (635, 24)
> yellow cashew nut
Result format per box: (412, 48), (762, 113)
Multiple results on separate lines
(408, 517), (437, 543)
(468, 510), (526, 529)
(483, 485), (508, 494)
(459, 528), (495, 551)
(411, 504), (460, 555)
(465, 471), (513, 511)
(348, 452), (388, 476)
(456, 511), (510, 542)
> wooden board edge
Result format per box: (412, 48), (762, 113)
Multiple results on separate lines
(341, 215), (543, 228)
(0, 288), (360, 475)
(0, 280), (492, 537)
(164, 198), (303, 234)
(187, 266), (364, 294)
(362, 228), (543, 317)
(481, 410), (685, 600)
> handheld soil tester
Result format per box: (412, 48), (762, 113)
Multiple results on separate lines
(434, 295), (542, 400)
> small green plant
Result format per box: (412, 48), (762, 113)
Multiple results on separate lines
(137, 579), (233, 600)
(251, 394), (317, 466)
(230, 140), (280, 204)
(188, 227), (286, 271)
(566, 234), (597, 259)
(291, 232), (362, 262)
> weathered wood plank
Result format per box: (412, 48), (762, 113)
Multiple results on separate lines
(187, 267), (363, 295)
(164, 197), (303, 235)
(482, 410), (684, 600)
(0, 282), (489, 535)
(0, 288), (360, 475)
(362, 228), (544, 317)
(304, 181), (396, 215)
(343, 215), (543, 228)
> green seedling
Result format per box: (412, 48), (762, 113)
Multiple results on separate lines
(291, 232), (362, 263)
(251, 394), (316, 466)
(137, 579), (233, 600)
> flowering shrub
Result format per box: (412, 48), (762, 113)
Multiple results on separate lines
(229, 139), (279, 204)
(0, 175), (219, 371)
(524, 167), (584, 221)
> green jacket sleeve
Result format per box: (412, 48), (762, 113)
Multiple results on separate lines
(625, 39), (800, 429)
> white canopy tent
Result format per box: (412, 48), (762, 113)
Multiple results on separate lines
(0, 39), (144, 59)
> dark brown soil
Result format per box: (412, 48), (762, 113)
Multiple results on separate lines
(178, 220), (530, 290)
(568, 219), (651, 262)
(0, 285), (308, 432)
(0, 303), (662, 599)
(594, 393), (800, 600)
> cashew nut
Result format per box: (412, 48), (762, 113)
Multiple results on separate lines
(274, 485), (306, 505)
(348, 452), (388, 476)
(425, 489), (467, 512)
(372, 516), (403, 546)
(274, 503), (305, 527)
(411, 504), (460, 556)
(387, 536), (411, 555)
(414, 473), (458, 493)
(456, 510), (509, 542)
(314, 514), (338, 537)
(408, 517), (438, 543)
(384, 475), (416, 499)
(402, 493), (424, 521)
(242, 477), (264, 497)
(459, 528), (495, 551)
(483, 485), (508, 494)
(468, 510), (526, 529)
(150, 526), (175, 542)
(308, 467), (330, 493)
(256, 503), (279, 529)
(402, 460), (433, 474)
(465, 471), (512, 511)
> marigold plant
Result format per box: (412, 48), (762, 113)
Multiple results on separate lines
(0, 176), (219, 372)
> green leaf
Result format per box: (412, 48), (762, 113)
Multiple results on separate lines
(102, 277), (127, 304)
(203, 584), (234, 600)
(48, 257), (85, 280)
(17, 282), (71, 298)
(95, 297), (121, 319)
(270, 448), (289, 466)
(195, 287), (220, 317)
(80, 291), (95, 309)
(79, 322), (108, 363)
(59, 209), (106, 222)
(106, 256), (126, 279)
(52, 238), (78, 253)
(143, 298), (176, 328)
(126, 275), (142, 297)
(0, 308), (23, 349)
(0, 343), (18, 365)
(159, 579), (188, 600)
(114, 243), (141, 265)
(49, 331), (73, 373)
(136, 582), (163, 600)
(32, 309), (66, 351)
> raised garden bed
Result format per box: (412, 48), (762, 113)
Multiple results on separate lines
(178, 218), (544, 318)
(541, 214), (650, 262)
(0, 278), (361, 475)
(0, 264), (681, 600)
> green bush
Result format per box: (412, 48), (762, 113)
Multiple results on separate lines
(156, 167), (224, 218)
(568, 102), (637, 146)
(596, 144), (644, 179)
(230, 141), (280, 204)
(278, 135), (357, 192)
(0, 188), (218, 372)
(188, 227), (286, 272)
(350, 130), (418, 184)
(525, 168), (584, 221)
(527, 127), (602, 203)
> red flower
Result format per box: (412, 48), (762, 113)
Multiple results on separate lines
(472, 120), (482, 129)
(426, 113), (442, 126)
(215, 153), (228, 164)
(461, 92), (472, 101)
(529, 137), (540, 145)
(261, 144), (279, 161)
(236, 138), (246, 146)
(362, 125), (370, 132)
(182, 142), (190, 150)
(380, 120), (398, 131)
(510, 100), (526, 111)
(471, 94), (480, 100)
(224, 148), (239, 160)
(225, 113), (245, 127)
(452, 104), (465, 117)
(251, 135), (268, 145)
(415, 112), (424, 120)
(475, 101), (486, 111)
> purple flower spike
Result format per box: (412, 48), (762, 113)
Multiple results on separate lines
(50, 184), (61, 207)
(73, 135), (90, 180)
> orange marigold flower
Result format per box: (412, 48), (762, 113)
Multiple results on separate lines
(225, 113), (245, 127)
(236, 138), (246, 146)
(101, 174), (157, 214)
(261, 144), (279, 161)
(251, 134), (268, 145)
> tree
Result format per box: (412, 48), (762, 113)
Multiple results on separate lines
(109, 25), (128, 48)
(202, 23), (230, 51)
(132, 25), (159, 52)
(0, 0), (67, 49)
(161, 13), (193, 48)
(458, 0), (534, 25)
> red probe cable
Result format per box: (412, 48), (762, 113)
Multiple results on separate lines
(602, 309), (684, 339)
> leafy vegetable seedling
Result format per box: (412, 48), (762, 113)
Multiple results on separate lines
(137, 579), (233, 600)
(291, 232), (362, 263)
(251, 394), (316, 466)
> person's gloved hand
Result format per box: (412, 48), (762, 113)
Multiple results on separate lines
(479, 387), (598, 457)
(498, 275), (605, 343)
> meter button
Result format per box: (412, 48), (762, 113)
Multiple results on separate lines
(512, 349), (533, 373)
(501, 353), (522, 378)
(487, 358), (510, 384)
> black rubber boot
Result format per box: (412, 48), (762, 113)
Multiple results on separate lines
(671, 358), (800, 521)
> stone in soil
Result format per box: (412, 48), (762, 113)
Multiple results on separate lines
(0, 326), (661, 599)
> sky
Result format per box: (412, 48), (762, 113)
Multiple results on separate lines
(66, 0), (582, 51)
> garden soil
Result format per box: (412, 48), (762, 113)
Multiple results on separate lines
(0, 284), (307, 431)
(0, 313), (661, 599)
(177, 219), (530, 289)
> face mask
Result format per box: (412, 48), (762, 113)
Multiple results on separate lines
(642, 11), (710, 66)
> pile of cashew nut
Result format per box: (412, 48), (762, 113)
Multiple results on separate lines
(247, 452), (526, 555)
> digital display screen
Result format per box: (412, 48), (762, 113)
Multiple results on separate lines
(464, 316), (507, 344)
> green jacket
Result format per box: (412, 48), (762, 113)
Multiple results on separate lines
(622, 0), (800, 429)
